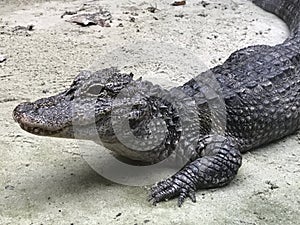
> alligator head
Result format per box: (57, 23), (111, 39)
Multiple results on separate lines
(13, 67), (185, 161)
(13, 68), (138, 141)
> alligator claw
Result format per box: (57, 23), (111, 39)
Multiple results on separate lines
(188, 190), (197, 202)
(149, 176), (196, 207)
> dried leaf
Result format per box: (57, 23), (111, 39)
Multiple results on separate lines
(67, 10), (112, 27)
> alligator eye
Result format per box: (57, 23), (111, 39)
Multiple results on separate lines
(86, 84), (103, 95)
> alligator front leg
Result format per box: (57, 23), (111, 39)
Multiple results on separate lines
(149, 135), (242, 206)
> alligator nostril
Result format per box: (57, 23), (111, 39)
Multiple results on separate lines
(17, 102), (35, 111)
(13, 102), (34, 122)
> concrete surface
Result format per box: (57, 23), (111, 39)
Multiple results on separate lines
(0, 0), (299, 224)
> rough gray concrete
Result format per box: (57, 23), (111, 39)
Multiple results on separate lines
(0, 0), (299, 224)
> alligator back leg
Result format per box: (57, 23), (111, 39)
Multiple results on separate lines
(150, 135), (242, 206)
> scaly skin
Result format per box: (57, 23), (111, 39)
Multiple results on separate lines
(13, 0), (300, 206)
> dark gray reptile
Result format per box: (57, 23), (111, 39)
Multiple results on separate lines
(13, 0), (300, 206)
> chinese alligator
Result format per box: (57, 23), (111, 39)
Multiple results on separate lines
(13, 0), (300, 206)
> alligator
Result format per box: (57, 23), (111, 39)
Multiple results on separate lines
(13, 0), (300, 206)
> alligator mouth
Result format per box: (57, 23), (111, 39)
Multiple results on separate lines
(13, 112), (73, 137)
(13, 100), (112, 139)
(18, 122), (68, 136)
(13, 101), (74, 137)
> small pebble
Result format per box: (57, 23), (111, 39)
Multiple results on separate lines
(147, 6), (157, 13)
(201, 1), (210, 7)
(171, 0), (186, 6)
(0, 55), (7, 63)
(5, 185), (15, 190)
(198, 13), (208, 17)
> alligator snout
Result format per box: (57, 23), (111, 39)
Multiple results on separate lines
(13, 102), (35, 124)
(13, 98), (74, 137)
(13, 102), (48, 135)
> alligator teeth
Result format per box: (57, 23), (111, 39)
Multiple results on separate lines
(20, 123), (60, 136)
(33, 128), (40, 133)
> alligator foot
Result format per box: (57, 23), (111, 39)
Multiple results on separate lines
(149, 135), (242, 206)
(149, 171), (197, 207)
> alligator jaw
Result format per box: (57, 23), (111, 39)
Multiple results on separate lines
(13, 100), (109, 139)
(13, 99), (75, 138)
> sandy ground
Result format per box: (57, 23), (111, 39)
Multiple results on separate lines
(0, 0), (299, 224)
